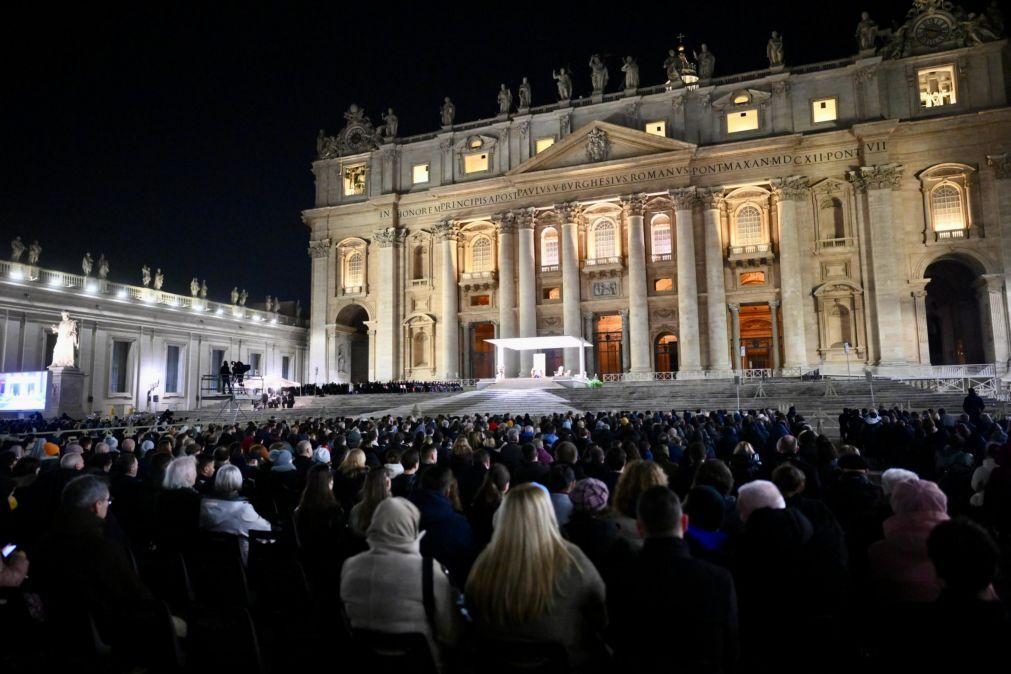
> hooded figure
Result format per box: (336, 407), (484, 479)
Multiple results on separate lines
(340, 498), (461, 670)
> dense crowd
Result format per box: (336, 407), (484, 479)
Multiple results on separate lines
(0, 390), (1008, 672)
(300, 380), (466, 396)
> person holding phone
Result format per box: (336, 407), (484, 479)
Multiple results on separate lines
(1, 543), (29, 588)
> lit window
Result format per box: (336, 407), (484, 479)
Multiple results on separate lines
(654, 278), (674, 292)
(469, 138), (484, 149)
(343, 164), (367, 196)
(727, 110), (759, 134)
(412, 163), (430, 184)
(541, 227), (559, 266)
(470, 294), (491, 307)
(918, 65), (956, 108)
(464, 152), (489, 174)
(645, 121), (666, 137)
(736, 205), (763, 245)
(471, 237), (492, 272)
(345, 252), (363, 287)
(593, 220), (616, 259)
(651, 215), (672, 258)
(535, 137), (555, 153)
(543, 287), (561, 300)
(740, 271), (766, 286)
(165, 345), (181, 394)
(733, 93), (750, 105)
(812, 98), (837, 123)
(931, 184), (964, 231)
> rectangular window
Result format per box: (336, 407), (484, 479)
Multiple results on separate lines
(645, 121), (666, 137)
(535, 138), (555, 154)
(412, 163), (430, 184)
(812, 97), (837, 123)
(165, 345), (181, 394)
(250, 352), (262, 376)
(542, 287), (561, 300)
(470, 294), (491, 307)
(282, 356), (291, 380)
(343, 164), (367, 196)
(740, 271), (767, 286)
(464, 153), (489, 174)
(918, 65), (956, 108)
(654, 278), (674, 292)
(110, 341), (131, 394)
(727, 109), (759, 134)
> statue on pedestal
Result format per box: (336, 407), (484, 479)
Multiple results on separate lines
(141, 265), (152, 287)
(767, 31), (785, 67)
(337, 344), (347, 373)
(518, 77), (532, 108)
(663, 49), (679, 84)
(190, 277), (200, 296)
(49, 311), (78, 368)
(589, 54), (608, 94)
(97, 255), (109, 280)
(153, 269), (164, 290)
(27, 241), (41, 266)
(440, 97), (456, 127)
(239, 289), (248, 306)
(81, 252), (93, 277)
(856, 11), (878, 51)
(552, 68), (572, 101)
(295, 300), (303, 321)
(497, 84), (513, 114)
(621, 56), (639, 90)
(381, 108), (398, 138)
(10, 237), (25, 262)
(230, 287), (239, 304)
(200, 280), (208, 299)
(696, 44), (716, 79)
(265, 295), (273, 312)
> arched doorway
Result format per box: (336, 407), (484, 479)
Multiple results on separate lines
(654, 333), (678, 372)
(471, 322), (496, 379)
(336, 304), (370, 383)
(925, 259), (984, 365)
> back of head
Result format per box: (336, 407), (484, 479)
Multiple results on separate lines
(881, 468), (919, 496)
(60, 453), (84, 471)
(366, 497), (421, 548)
(637, 485), (683, 537)
(890, 479), (948, 516)
(613, 460), (668, 518)
(569, 478), (609, 514)
(214, 464), (243, 495)
(685, 485), (727, 532)
(401, 449), (420, 471)
(776, 435), (798, 455)
(555, 441), (578, 464)
(421, 464), (455, 495)
(693, 459), (734, 496)
(62, 474), (109, 511)
(771, 463), (806, 497)
(927, 517), (1000, 596)
(737, 480), (785, 523)
(547, 464), (575, 493)
(162, 455), (197, 490)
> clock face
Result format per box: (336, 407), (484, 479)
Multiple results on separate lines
(345, 126), (369, 152)
(915, 16), (951, 47)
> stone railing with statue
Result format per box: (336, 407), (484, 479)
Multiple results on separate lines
(0, 258), (306, 328)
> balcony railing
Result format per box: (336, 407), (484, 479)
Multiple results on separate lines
(934, 228), (969, 241)
(728, 242), (773, 266)
(582, 256), (622, 268)
(817, 237), (856, 250)
(651, 253), (673, 263)
(540, 264), (560, 273)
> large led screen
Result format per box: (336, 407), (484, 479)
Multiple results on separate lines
(0, 371), (48, 411)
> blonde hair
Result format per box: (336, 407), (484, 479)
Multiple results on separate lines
(452, 435), (474, 457)
(612, 460), (668, 518)
(466, 484), (577, 626)
(338, 448), (367, 475)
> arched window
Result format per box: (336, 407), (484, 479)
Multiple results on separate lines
(412, 245), (426, 280)
(345, 252), (363, 287)
(735, 205), (762, 246)
(651, 215), (672, 259)
(541, 227), (559, 267)
(654, 333), (678, 372)
(471, 236), (492, 272)
(931, 183), (964, 231)
(593, 220), (616, 259)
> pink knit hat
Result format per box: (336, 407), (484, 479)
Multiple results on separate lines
(890, 479), (948, 515)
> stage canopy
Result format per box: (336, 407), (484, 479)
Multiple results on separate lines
(485, 336), (592, 351)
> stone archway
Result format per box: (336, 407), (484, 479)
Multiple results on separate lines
(335, 304), (370, 383)
(924, 258), (985, 365)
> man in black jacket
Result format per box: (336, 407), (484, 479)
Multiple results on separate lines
(609, 486), (739, 673)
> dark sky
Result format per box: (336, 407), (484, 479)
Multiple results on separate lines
(1, 1), (918, 307)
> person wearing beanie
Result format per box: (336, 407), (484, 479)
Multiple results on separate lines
(312, 447), (332, 465)
(684, 485), (732, 567)
(562, 478), (620, 575)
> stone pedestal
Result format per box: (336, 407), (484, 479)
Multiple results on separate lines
(45, 366), (86, 418)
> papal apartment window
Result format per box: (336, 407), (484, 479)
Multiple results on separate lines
(645, 121), (666, 137)
(812, 97), (837, 123)
(541, 227), (559, 266)
(535, 137), (555, 154)
(165, 345), (181, 394)
(735, 205), (763, 245)
(651, 215), (672, 259)
(930, 183), (965, 231)
(464, 152), (489, 174)
(471, 237), (492, 272)
(343, 164), (367, 196)
(110, 341), (131, 394)
(918, 65), (956, 108)
(727, 109), (759, 134)
(412, 163), (430, 184)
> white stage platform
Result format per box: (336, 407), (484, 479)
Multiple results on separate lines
(476, 376), (591, 390)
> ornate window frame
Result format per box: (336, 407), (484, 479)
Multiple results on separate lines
(810, 178), (855, 252)
(649, 213), (673, 262)
(813, 280), (866, 361)
(337, 237), (369, 297)
(918, 163), (978, 243)
(408, 231), (432, 288)
(540, 226), (560, 270)
(455, 134), (499, 179)
(588, 217), (621, 262)
(712, 89), (771, 140)
(458, 221), (498, 290)
(724, 186), (773, 266)
(402, 313), (437, 375)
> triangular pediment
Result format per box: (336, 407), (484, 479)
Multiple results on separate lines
(508, 120), (696, 176)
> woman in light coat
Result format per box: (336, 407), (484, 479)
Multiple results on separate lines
(199, 464), (272, 563)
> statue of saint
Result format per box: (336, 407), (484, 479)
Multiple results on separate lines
(239, 289), (248, 306)
(141, 265), (152, 287)
(855, 11), (878, 51)
(518, 77), (532, 108)
(552, 68), (572, 100)
(230, 287), (239, 304)
(337, 344), (347, 373)
(621, 56), (639, 90)
(440, 97), (456, 127)
(97, 254), (109, 280)
(696, 44), (716, 80)
(153, 269), (164, 290)
(663, 49), (679, 84)
(265, 295), (273, 312)
(190, 277), (200, 296)
(27, 240), (41, 266)
(295, 300), (303, 321)
(200, 280), (208, 299)
(381, 108), (398, 138)
(767, 31), (785, 67)
(497, 84), (512, 114)
(10, 236), (25, 262)
(589, 54), (608, 94)
(49, 311), (79, 368)
(81, 252), (93, 276)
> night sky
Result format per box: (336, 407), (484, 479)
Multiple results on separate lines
(1, 0), (920, 307)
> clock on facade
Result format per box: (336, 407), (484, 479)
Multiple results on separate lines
(914, 15), (952, 47)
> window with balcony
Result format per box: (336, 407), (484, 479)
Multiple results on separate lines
(735, 205), (763, 246)
(541, 227), (559, 269)
(591, 219), (617, 260)
(345, 252), (364, 287)
(650, 214), (672, 262)
(471, 237), (493, 272)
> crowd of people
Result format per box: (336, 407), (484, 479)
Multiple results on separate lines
(300, 380), (466, 396)
(0, 392), (1008, 672)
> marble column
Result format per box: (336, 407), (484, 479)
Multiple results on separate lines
(729, 304), (742, 371)
(847, 165), (906, 366)
(771, 176), (809, 370)
(433, 221), (459, 379)
(911, 284), (931, 365)
(307, 238), (331, 384)
(462, 323), (472, 379)
(700, 188), (731, 371)
(496, 213), (518, 376)
(671, 188), (701, 372)
(583, 312), (596, 375)
(987, 154), (1011, 368)
(620, 309), (631, 372)
(373, 227), (406, 380)
(623, 194), (651, 372)
(516, 210), (537, 376)
(560, 203), (583, 373)
(979, 274), (1011, 366)
(769, 298), (782, 371)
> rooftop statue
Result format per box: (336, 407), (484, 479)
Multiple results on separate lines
(153, 268), (164, 290)
(767, 31), (785, 67)
(27, 240), (41, 266)
(141, 265), (151, 287)
(497, 84), (513, 114)
(381, 108), (398, 138)
(856, 11), (879, 51)
(621, 56), (639, 90)
(518, 77), (532, 108)
(441, 97), (456, 127)
(696, 43), (715, 79)
(97, 254), (109, 280)
(81, 252), (93, 277)
(10, 236), (25, 262)
(589, 54), (608, 94)
(552, 67), (572, 101)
